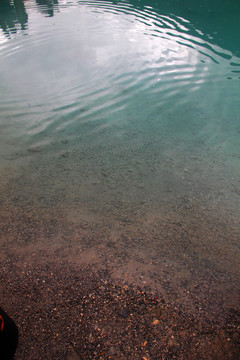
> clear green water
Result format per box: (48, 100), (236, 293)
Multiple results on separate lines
(0, 0), (240, 310)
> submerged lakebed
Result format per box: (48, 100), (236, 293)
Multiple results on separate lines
(0, 0), (240, 358)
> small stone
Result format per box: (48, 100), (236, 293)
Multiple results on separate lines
(109, 346), (117, 356)
(119, 308), (129, 318)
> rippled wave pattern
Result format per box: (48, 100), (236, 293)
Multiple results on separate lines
(0, 0), (240, 220)
(1, 4), (240, 350)
(0, 0), (239, 143)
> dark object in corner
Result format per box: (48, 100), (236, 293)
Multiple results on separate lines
(0, 307), (18, 360)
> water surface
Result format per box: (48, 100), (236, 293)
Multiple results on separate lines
(0, 0), (240, 317)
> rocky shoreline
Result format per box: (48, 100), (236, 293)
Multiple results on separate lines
(1, 259), (240, 360)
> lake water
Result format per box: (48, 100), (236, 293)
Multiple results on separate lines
(0, 0), (240, 317)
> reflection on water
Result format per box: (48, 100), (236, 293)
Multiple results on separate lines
(0, 0), (239, 215)
(0, 0), (239, 326)
(0, 0), (28, 36)
(35, 0), (59, 17)
(0, 0), (239, 221)
(0, 0), (59, 38)
(1, 0), (240, 58)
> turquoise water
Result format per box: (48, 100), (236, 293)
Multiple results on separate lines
(1, 0), (239, 218)
(0, 0), (240, 310)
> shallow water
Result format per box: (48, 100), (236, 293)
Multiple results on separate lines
(0, 0), (240, 317)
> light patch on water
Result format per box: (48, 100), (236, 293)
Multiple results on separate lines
(0, 0), (239, 319)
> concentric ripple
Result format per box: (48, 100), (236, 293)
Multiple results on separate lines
(1, 2), (240, 337)
(0, 0), (239, 142)
(0, 0), (239, 219)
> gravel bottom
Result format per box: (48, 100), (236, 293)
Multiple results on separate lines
(1, 259), (240, 360)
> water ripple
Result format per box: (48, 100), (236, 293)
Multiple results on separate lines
(0, 0), (239, 144)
